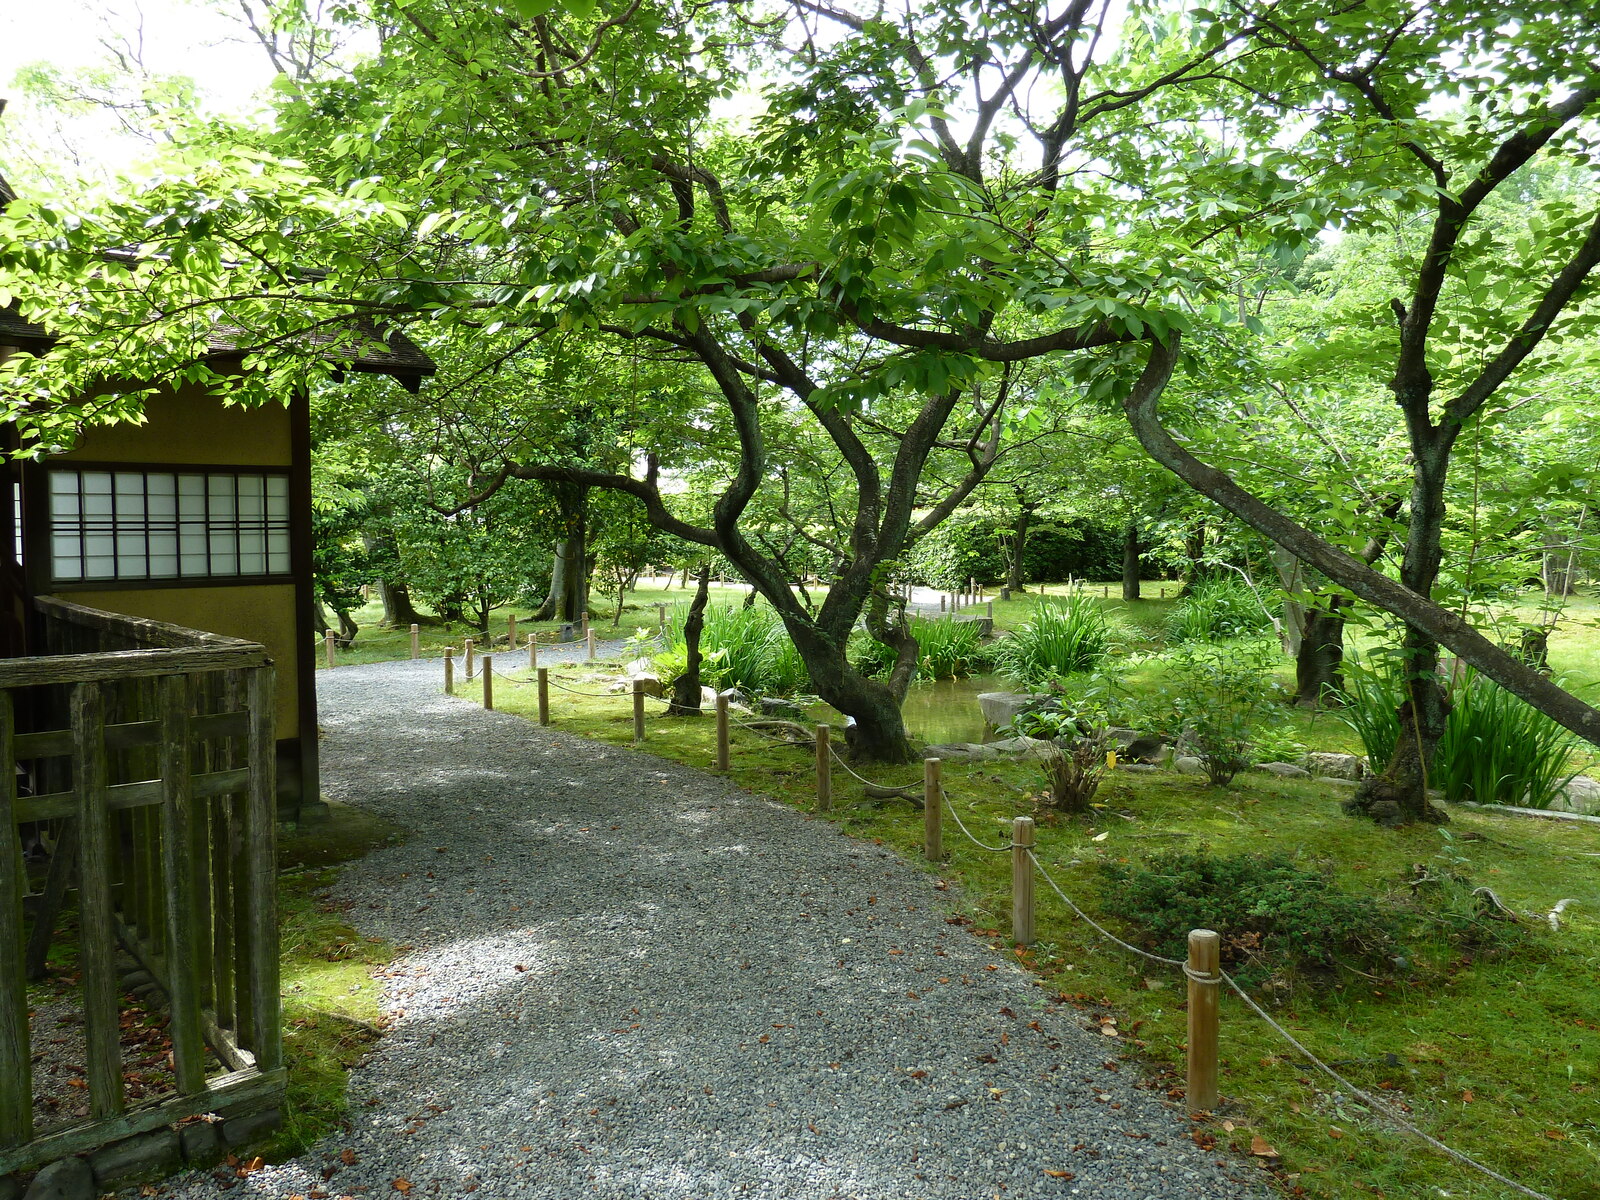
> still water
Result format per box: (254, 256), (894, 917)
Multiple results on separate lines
(815, 673), (1005, 745)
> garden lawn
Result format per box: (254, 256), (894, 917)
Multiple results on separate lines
(464, 659), (1600, 1200)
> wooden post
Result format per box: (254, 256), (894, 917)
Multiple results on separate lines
(72, 683), (123, 1118)
(444, 647), (455, 695)
(815, 724), (831, 813)
(985, 600), (993, 620)
(1103, 585), (1110, 598)
(715, 691), (730, 771)
(158, 676), (205, 1095)
(939, 594), (945, 612)
(410, 623), (420, 659)
(582, 610), (591, 640)
(537, 667), (550, 726)
(244, 667), (282, 1073)
(633, 679), (646, 742)
(656, 603), (667, 634)
(923, 757), (942, 862)
(0, 691), (32, 1143)
(465, 637), (476, 680)
(528, 632), (538, 670)
(587, 628), (597, 661)
(482, 657), (494, 710)
(1187, 929), (1221, 1112)
(1011, 816), (1035, 947)
(507, 613), (518, 653)
(324, 630), (335, 669)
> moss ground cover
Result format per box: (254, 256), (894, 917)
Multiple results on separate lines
(464, 657), (1600, 1200)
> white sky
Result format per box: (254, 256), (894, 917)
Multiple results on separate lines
(0, 0), (278, 180)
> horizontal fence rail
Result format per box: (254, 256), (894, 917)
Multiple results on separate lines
(0, 596), (283, 1180)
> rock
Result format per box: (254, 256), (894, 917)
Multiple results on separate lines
(221, 1107), (282, 1150)
(700, 685), (719, 707)
(178, 1120), (224, 1166)
(1253, 762), (1312, 779)
(1305, 752), (1365, 780)
(1174, 755), (1206, 776)
(1105, 727), (1142, 748)
(1117, 762), (1160, 774)
(952, 614), (994, 636)
(923, 743), (976, 760)
(632, 674), (665, 699)
(1320, 777), (1361, 790)
(976, 692), (1047, 728)
(959, 743), (999, 761)
(1122, 735), (1168, 764)
(1552, 774), (1600, 815)
(22, 1158), (94, 1200)
(88, 1131), (181, 1187)
(758, 697), (806, 718)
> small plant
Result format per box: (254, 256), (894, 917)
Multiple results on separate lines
(856, 615), (987, 680)
(994, 594), (1122, 685)
(1163, 576), (1277, 644)
(1251, 725), (1307, 766)
(1039, 731), (1111, 814)
(1100, 849), (1398, 983)
(1334, 653), (1403, 769)
(1166, 639), (1281, 786)
(656, 602), (809, 695)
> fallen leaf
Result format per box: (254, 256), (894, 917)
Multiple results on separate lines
(1461, 1089), (1474, 1103)
(1043, 1169), (1075, 1179)
(392, 1180), (413, 1194)
(1250, 1135), (1278, 1157)
(1092, 832), (1109, 842)
(339, 1149), (358, 1166)
(1328, 1127), (1345, 1140)
(1544, 1130), (1567, 1140)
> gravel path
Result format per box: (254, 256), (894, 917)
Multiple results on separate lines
(148, 655), (1271, 1200)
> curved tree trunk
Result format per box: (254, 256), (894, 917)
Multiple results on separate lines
(531, 542), (564, 621)
(668, 565), (711, 715)
(379, 578), (425, 628)
(1295, 603), (1347, 706)
(1121, 520), (1142, 601)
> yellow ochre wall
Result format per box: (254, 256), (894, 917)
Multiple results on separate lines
(64, 386), (292, 467)
(54, 387), (301, 735)
(60, 584), (300, 734)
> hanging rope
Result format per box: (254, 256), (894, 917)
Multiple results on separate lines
(939, 786), (1012, 853)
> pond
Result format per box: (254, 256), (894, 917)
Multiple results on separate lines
(815, 672), (1008, 745)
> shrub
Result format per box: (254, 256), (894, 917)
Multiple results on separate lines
(1337, 655), (1581, 809)
(994, 594), (1121, 685)
(1434, 668), (1581, 809)
(1163, 576), (1277, 644)
(657, 602), (810, 695)
(1100, 849), (1397, 981)
(1039, 732), (1110, 814)
(855, 615), (988, 681)
(906, 514), (1124, 587)
(1166, 639), (1281, 786)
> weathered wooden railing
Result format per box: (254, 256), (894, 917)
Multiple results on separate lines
(0, 596), (283, 1179)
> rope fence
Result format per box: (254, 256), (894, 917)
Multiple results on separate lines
(433, 650), (1554, 1200)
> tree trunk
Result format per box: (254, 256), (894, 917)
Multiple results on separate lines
(668, 566), (711, 715)
(1295, 602), (1347, 706)
(1179, 518), (1207, 594)
(335, 606), (359, 648)
(379, 577), (426, 628)
(531, 541), (565, 621)
(1349, 440), (1451, 825)
(1543, 526), (1577, 596)
(1121, 520), (1142, 601)
(1004, 501), (1036, 594)
(559, 520), (589, 621)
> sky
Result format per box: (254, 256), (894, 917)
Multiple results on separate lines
(0, 0), (280, 182)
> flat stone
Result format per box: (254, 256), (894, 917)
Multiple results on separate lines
(758, 696), (806, 718)
(221, 1107), (282, 1150)
(1552, 774), (1600, 815)
(178, 1120), (224, 1165)
(1304, 752), (1365, 780)
(922, 743), (976, 760)
(23, 1157), (94, 1200)
(976, 692), (1046, 728)
(1116, 763), (1160, 774)
(1253, 762), (1312, 779)
(1173, 755), (1206, 776)
(1320, 776), (1361, 790)
(88, 1130), (181, 1187)
(952, 614), (994, 636)
(632, 674), (666, 699)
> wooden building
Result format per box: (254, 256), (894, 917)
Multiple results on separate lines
(0, 171), (433, 818)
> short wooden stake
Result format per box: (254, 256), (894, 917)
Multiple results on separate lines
(1187, 928), (1221, 1113)
(465, 637), (475, 680)
(657, 603), (667, 634)
(586, 628), (597, 661)
(528, 633), (538, 670)
(410, 623), (420, 659)
(939, 595), (945, 612)
(482, 657), (494, 710)
(444, 647), (455, 696)
(715, 691), (730, 772)
(923, 758), (942, 861)
(507, 613), (518, 652)
(985, 600), (993, 619)
(1103, 585), (1110, 598)
(582, 611), (591, 639)
(1011, 816), (1035, 946)
(537, 667), (550, 725)
(815, 724), (831, 813)
(324, 631), (335, 668)
(632, 680), (646, 742)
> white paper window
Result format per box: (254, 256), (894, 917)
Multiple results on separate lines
(49, 469), (293, 583)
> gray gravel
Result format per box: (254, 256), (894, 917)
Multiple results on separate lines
(144, 654), (1272, 1199)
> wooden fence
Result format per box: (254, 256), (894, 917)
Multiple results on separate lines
(0, 596), (283, 1178)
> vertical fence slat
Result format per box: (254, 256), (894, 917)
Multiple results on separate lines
(210, 780), (235, 1031)
(244, 666), (282, 1072)
(159, 675), (206, 1094)
(0, 692), (33, 1145)
(73, 682), (124, 1118)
